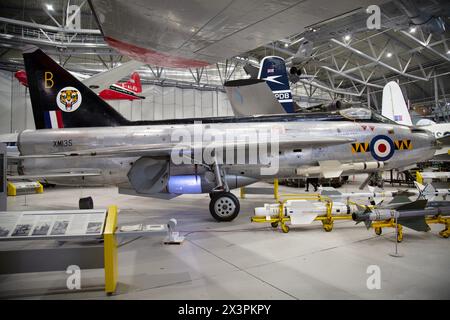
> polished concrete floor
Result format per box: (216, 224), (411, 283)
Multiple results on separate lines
(0, 177), (449, 299)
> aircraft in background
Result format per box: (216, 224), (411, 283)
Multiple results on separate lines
(224, 56), (342, 116)
(287, 0), (449, 74)
(15, 69), (145, 101)
(87, 0), (383, 68)
(257, 56), (295, 113)
(382, 81), (450, 139)
(1, 47), (438, 223)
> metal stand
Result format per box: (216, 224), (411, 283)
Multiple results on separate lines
(164, 219), (184, 244)
(389, 216), (403, 258)
(22, 194), (28, 207)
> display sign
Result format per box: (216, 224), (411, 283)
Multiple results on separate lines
(0, 209), (107, 239)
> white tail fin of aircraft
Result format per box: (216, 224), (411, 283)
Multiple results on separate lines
(381, 81), (450, 139)
(381, 81), (413, 126)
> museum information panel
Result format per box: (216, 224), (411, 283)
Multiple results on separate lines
(0, 209), (107, 239)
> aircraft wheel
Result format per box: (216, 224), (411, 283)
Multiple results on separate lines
(281, 224), (290, 233)
(271, 222), (279, 228)
(209, 192), (240, 222)
(374, 227), (382, 236)
(439, 229), (449, 238)
(323, 224), (333, 232)
(210, 191), (228, 199)
(79, 197), (93, 210)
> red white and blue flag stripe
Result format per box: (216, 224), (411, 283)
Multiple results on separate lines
(43, 110), (64, 129)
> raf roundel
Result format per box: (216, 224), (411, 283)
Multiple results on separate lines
(370, 135), (395, 161)
(56, 86), (82, 112)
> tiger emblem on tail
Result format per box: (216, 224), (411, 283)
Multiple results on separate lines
(56, 87), (82, 112)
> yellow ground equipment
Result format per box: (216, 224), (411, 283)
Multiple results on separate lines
(251, 193), (450, 240)
(368, 215), (450, 242)
(251, 193), (354, 233)
(240, 178), (279, 201)
(7, 181), (43, 196)
(426, 216), (450, 238)
(371, 220), (404, 242)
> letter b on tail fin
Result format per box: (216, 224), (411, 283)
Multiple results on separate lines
(23, 47), (129, 129)
(258, 56), (294, 113)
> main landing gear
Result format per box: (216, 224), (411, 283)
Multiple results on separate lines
(208, 160), (240, 222)
(209, 192), (240, 222)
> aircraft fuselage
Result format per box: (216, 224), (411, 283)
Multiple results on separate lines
(17, 120), (436, 190)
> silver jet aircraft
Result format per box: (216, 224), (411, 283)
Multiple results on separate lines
(4, 48), (438, 221)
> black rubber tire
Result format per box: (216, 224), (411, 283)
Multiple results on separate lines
(209, 192), (240, 222)
(209, 192), (225, 199)
(79, 196), (94, 210)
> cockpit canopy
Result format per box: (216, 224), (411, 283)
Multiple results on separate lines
(339, 107), (397, 124)
(339, 108), (372, 120)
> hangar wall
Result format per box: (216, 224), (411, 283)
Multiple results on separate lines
(0, 70), (13, 133)
(0, 70), (234, 134)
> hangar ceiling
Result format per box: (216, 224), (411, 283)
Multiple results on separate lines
(0, 0), (448, 115)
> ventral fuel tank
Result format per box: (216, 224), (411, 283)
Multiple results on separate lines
(127, 157), (257, 195)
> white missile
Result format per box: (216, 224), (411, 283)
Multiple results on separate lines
(414, 182), (450, 200)
(296, 161), (384, 178)
(254, 200), (358, 225)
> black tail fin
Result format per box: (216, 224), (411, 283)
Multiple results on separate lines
(396, 199), (428, 211)
(23, 47), (129, 129)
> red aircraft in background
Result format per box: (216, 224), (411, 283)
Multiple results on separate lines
(15, 70), (145, 101)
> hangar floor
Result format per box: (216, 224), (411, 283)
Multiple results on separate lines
(1, 176), (449, 299)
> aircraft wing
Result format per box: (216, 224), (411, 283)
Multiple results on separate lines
(8, 172), (102, 180)
(224, 79), (286, 116)
(15, 136), (355, 160)
(83, 60), (144, 93)
(88, 0), (384, 68)
(0, 133), (18, 144)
